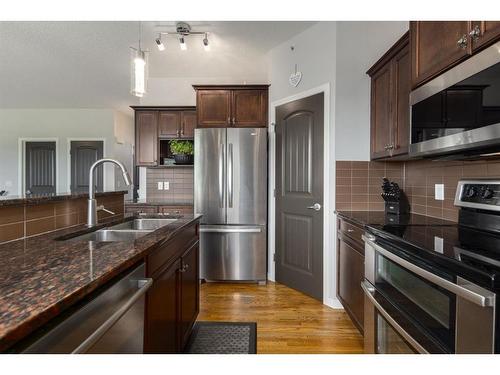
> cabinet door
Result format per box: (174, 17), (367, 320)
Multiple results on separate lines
(181, 111), (197, 138)
(179, 243), (199, 349)
(337, 237), (364, 334)
(231, 89), (268, 127)
(370, 63), (392, 159)
(411, 21), (471, 88)
(196, 90), (231, 127)
(135, 111), (158, 166)
(145, 259), (180, 353)
(391, 43), (410, 156)
(471, 21), (500, 52)
(159, 111), (181, 138)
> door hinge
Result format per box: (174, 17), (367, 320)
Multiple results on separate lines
(273, 189), (276, 198)
(273, 253), (276, 262)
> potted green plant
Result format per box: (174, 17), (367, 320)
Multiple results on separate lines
(169, 140), (194, 165)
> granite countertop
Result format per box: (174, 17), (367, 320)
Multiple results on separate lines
(0, 190), (128, 207)
(0, 213), (201, 352)
(336, 210), (456, 227)
(125, 199), (193, 206)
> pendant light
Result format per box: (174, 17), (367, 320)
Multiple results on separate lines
(130, 22), (148, 98)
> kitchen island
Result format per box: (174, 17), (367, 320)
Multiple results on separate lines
(0, 213), (201, 353)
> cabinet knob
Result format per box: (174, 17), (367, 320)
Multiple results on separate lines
(469, 25), (481, 41)
(457, 34), (468, 49)
(232, 117), (236, 125)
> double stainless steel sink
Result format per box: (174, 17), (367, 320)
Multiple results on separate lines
(62, 218), (178, 243)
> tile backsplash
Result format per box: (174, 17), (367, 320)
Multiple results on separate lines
(336, 158), (500, 222)
(146, 167), (194, 204)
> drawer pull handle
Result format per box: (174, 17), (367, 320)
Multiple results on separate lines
(347, 229), (355, 233)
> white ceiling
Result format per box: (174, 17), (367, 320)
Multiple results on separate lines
(0, 21), (315, 110)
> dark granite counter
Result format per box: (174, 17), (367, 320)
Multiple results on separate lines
(336, 210), (456, 228)
(0, 190), (128, 207)
(0, 213), (201, 351)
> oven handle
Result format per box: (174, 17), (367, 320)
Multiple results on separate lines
(361, 280), (429, 354)
(363, 235), (495, 307)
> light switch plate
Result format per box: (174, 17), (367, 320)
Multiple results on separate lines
(435, 184), (444, 200)
(164, 181), (170, 190)
(434, 236), (444, 254)
(157, 182), (163, 190)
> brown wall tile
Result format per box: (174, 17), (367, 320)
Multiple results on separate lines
(0, 206), (24, 225)
(0, 223), (24, 242)
(26, 203), (55, 220)
(26, 217), (55, 236)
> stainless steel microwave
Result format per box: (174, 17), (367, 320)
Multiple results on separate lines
(410, 41), (500, 158)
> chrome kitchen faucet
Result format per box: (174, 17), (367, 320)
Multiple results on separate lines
(87, 158), (132, 227)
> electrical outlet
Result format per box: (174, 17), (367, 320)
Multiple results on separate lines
(157, 182), (163, 190)
(434, 236), (444, 254)
(435, 184), (444, 200)
(164, 181), (170, 190)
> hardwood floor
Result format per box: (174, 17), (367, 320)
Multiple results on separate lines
(198, 281), (364, 354)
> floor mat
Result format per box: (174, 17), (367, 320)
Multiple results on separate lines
(183, 322), (257, 354)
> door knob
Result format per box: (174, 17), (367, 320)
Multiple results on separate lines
(307, 203), (322, 211)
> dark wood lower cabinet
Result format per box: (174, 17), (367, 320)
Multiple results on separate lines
(337, 218), (365, 334)
(144, 220), (200, 353)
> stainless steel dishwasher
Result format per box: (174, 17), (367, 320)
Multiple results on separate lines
(21, 262), (152, 354)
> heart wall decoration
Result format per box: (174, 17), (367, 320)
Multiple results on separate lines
(289, 62), (302, 87)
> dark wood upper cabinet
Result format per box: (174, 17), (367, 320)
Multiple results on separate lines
(181, 110), (197, 138)
(196, 89), (231, 127)
(470, 21), (500, 52)
(135, 111), (158, 166)
(159, 111), (181, 138)
(232, 89), (268, 127)
(367, 32), (410, 160)
(410, 21), (471, 89)
(193, 85), (269, 128)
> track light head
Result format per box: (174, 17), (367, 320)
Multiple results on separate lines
(155, 35), (165, 51)
(179, 36), (187, 51)
(203, 33), (210, 51)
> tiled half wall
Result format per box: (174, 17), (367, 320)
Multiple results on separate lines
(336, 159), (500, 222)
(146, 167), (194, 204)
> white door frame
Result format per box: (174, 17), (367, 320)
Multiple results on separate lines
(67, 138), (107, 192)
(268, 83), (341, 308)
(18, 138), (60, 195)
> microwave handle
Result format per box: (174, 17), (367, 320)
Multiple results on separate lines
(362, 235), (495, 308)
(361, 281), (428, 354)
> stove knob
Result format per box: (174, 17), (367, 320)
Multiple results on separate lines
(465, 186), (477, 198)
(482, 188), (494, 199)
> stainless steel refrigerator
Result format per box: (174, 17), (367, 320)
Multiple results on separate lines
(194, 128), (267, 282)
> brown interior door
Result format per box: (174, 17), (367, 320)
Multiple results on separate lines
(370, 63), (392, 159)
(411, 21), (471, 88)
(180, 110), (197, 138)
(135, 111), (158, 166)
(471, 21), (500, 52)
(275, 93), (324, 301)
(391, 42), (410, 156)
(159, 111), (181, 138)
(232, 89), (268, 127)
(25, 141), (56, 195)
(196, 90), (231, 127)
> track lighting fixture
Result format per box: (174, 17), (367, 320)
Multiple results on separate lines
(155, 22), (210, 53)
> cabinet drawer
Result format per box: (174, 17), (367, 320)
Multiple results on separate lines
(338, 218), (364, 246)
(147, 222), (198, 277)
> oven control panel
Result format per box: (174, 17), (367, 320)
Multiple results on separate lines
(455, 180), (500, 210)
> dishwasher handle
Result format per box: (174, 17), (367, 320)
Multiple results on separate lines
(72, 278), (153, 354)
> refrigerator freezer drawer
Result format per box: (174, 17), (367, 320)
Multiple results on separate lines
(200, 225), (267, 282)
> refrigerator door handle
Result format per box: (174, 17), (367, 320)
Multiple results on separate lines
(228, 143), (233, 208)
(200, 227), (262, 233)
(219, 143), (225, 208)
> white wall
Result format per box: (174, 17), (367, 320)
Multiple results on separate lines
(0, 109), (134, 196)
(335, 21), (409, 160)
(266, 21), (409, 308)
